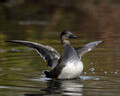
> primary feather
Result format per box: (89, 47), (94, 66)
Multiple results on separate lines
(5, 40), (60, 69)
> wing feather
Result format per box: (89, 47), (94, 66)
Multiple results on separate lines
(75, 41), (103, 59)
(6, 40), (60, 69)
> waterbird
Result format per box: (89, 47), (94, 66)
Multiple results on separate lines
(6, 30), (103, 80)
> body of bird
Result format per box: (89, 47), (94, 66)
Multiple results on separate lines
(6, 30), (103, 80)
(58, 60), (83, 79)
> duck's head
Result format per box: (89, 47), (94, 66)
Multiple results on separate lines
(60, 30), (77, 44)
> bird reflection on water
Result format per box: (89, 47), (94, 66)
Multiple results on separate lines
(24, 79), (83, 96)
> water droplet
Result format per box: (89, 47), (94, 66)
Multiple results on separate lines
(104, 71), (107, 74)
(84, 72), (87, 75)
(114, 72), (118, 74)
(94, 78), (99, 80)
(90, 62), (93, 65)
(89, 68), (95, 72)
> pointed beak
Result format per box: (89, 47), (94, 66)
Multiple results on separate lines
(69, 35), (77, 38)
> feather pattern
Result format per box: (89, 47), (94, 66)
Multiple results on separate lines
(75, 41), (103, 59)
(5, 40), (60, 69)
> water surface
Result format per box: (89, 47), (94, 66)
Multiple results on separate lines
(0, 1), (120, 96)
(1, 32), (120, 96)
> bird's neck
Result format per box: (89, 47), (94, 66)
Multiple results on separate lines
(61, 39), (70, 45)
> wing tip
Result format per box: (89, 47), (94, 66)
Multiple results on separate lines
(5, 40), (11, 42)
(100, 41), (104, 43)
(5, 40), (18, 43)
(96, 41), (104, 45)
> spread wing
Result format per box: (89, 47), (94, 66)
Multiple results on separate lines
(6, 40), (60, 69)
(75, 41), (103, 59)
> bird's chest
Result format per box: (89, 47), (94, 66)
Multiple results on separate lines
(58, 60), (83, 79)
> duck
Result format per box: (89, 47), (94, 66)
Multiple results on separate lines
(6, 30), (103, 80)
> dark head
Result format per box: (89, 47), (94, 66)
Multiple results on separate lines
(60, 30), (77, 44)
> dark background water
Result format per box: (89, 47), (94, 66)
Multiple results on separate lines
(0, 0), (120, 96)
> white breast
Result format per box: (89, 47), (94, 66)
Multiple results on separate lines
(58, 60), (83, 79)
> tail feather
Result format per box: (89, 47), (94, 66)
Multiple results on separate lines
(44, 70), (50, 78)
